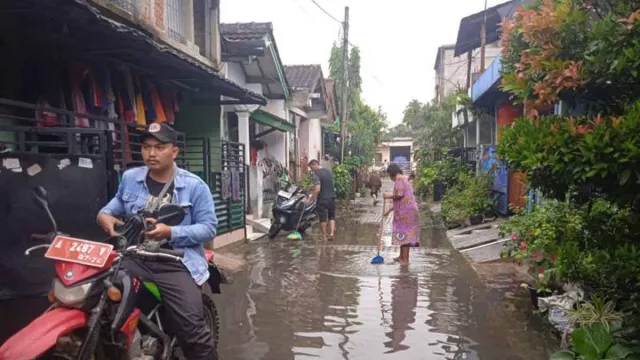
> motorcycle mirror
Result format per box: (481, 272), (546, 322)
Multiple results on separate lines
(32, 186), (49, 209)
(155, 204), (186, 226)
(32, 186), (58, 233)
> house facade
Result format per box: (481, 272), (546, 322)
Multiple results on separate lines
(0, 0), (269, 329)
(434, 42), (502, 104)
(284, 65), (337, 176)
(220, 22), (293, 220)
(452, 0), (537, 215)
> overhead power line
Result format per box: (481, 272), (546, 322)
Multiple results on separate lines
(309, 0), (342, 24)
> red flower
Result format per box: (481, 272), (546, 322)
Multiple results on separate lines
(532, 250), (543, 261)
(550, 254), (558, 262)
(537, 266), (545, 274)
(520, 241), (528, 251)
(511, 232), (520, 242)
(577, 125), (588, 135)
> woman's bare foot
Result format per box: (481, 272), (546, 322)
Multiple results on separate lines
(398, 260), (409, 266)
(393, 256), (401, 262)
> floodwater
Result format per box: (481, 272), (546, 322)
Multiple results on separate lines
(215, 199), (556, 359)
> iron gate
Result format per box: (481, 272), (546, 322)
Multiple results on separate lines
(185, 137), (246, 235)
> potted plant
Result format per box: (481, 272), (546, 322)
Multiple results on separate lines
(522, 270), (554, 309)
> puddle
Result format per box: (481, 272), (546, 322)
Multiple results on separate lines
(214, 217), (557, 359)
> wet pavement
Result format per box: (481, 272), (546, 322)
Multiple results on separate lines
(214, 181), (557, 359)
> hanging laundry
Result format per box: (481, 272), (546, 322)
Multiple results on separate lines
(160, 87), (178, 124)
(122, 67), (138, 123)
(141, 79), (157, 122)
(135, 93), (147, 128)
(35, 88), (61, 127)
(221, 170), (232, 200)
(96, 66), (116, 138)
(68, 63), (89, 127)
(150, 84), (167, 123)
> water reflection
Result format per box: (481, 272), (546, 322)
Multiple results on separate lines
(384, 270), (418, 353)
(215, 223), (555, 360)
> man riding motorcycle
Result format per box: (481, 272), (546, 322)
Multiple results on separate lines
(96, 123), (217, 360)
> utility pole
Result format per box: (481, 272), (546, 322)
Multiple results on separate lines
(480, 0), (488, 71)
(339, 6), (349, 163)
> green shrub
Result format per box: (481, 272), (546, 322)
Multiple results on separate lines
(417, 156), (469, 195)
(441, 173), (494, 224)
(333, 164), (352, 200)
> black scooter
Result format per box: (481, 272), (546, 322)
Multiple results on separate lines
(268, 182), (318, 239)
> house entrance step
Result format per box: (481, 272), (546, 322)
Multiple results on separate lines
(246, 216), (271, 234)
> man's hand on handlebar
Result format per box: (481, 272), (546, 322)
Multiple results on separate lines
(145, 218), (172, 240)
(97, 213), (124, 237)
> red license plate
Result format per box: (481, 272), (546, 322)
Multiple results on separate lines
(45, 236), (114, 268)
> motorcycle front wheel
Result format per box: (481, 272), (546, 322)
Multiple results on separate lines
(268, 224), (281, 239)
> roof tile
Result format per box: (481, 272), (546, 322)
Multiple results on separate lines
(284, 65), (323, 90)
(220, 22), (272, 42)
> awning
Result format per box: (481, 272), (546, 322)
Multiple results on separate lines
(3, 0), (267, 106)
(250, 110), (295, 135)
(454, 0), (529, 57)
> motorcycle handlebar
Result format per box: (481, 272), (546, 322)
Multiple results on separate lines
(31, 234), (50, 242)
(156, 248), (185, 257)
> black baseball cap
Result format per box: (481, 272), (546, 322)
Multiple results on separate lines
(140, 122), (178, 144)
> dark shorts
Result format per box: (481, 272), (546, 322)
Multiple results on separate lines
(316, 198), (336, 222)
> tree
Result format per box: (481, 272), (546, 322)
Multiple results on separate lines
(399, 93), (464, 163)
(327, 41), (386, 165)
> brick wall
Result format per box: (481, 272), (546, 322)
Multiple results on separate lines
(154, 0), (164, 30)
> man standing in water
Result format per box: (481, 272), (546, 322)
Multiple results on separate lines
(306, 159), (336, 241)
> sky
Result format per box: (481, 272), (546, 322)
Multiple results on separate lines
(222, 0), (508, 126)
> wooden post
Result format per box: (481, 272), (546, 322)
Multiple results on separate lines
(466, 51), (473, 90)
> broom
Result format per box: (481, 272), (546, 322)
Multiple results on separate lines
(371, 200), (386, 264)
(287, 202), (306, 240)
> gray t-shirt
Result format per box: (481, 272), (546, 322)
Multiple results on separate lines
(312, 168), (336, 201)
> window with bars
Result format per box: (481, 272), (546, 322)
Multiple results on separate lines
(167, 0), (187, 44)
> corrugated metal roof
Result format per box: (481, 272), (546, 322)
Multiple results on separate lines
(454, 0), (528, 57)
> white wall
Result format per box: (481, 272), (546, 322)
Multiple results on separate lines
(436, 42), (502, 101)
(306, 118), (322, 161)
(297, 117), (322, 162)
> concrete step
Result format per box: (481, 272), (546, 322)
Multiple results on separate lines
(245, 225), (253, 238)
(451, 228), (502, 251)
(460, 238), (510, 263)
(246, 216), (271, 233)
(248, 231), (267, 241)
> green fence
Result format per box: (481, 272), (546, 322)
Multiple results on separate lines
(184, 137), (246, 235)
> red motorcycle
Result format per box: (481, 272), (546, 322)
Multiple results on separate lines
(0, 187), (224, 360)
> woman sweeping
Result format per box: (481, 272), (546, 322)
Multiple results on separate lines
(383, 163), (420, 266)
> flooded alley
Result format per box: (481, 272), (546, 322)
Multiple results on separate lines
(214, 182), (557, 360)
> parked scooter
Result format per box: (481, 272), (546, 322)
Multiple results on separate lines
(268, 182), (318, 239)
(0, 186), (225, 360)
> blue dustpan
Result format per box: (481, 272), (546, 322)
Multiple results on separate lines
(371, 254), (384, 264)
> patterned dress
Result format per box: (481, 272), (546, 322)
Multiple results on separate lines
(392, 176), (420, 247)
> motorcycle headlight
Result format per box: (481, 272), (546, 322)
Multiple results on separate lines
(53, 279), (92, 305)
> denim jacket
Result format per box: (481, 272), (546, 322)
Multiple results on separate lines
(99, 166), (217, 286)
